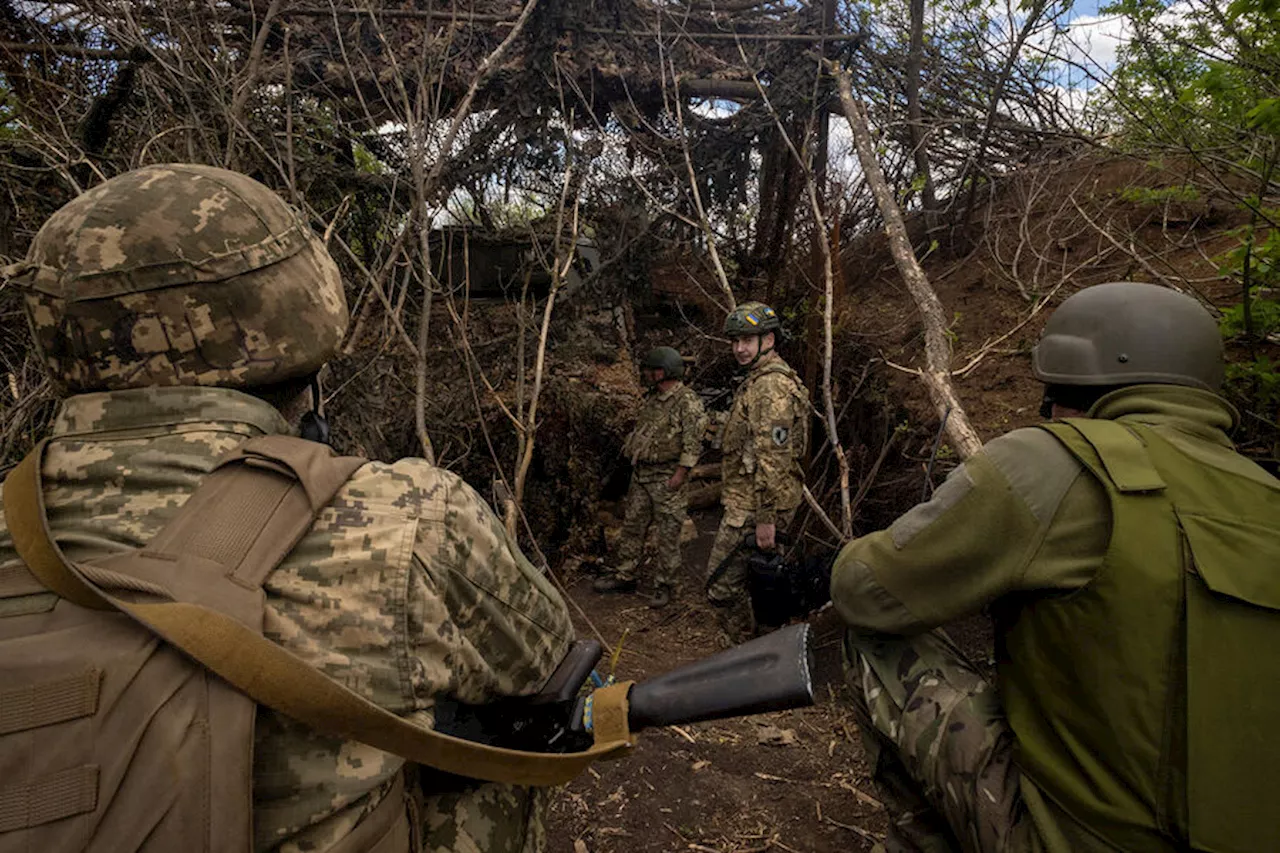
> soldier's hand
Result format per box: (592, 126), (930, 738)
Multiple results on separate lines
(755, 522), (777, 551)
(667, 467), (689, 490)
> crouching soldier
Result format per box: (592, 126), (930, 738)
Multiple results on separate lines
(831, 282), (1280, 852)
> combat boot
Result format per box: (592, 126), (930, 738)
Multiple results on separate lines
(647, 585), (672, 609)
(593, 576), (637, 594)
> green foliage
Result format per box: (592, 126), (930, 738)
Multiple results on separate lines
(1225, 358), (1280, 409)
(1220, 289), (1280, 338)
(1117, 185), (1200, 205)
(1216, 222), (1280, 437)
(1217, 222), (1280, 339)
(1103, 0), (1280, 155)
(1101, 0), (1280, 444)
(351, 142), (384, 175)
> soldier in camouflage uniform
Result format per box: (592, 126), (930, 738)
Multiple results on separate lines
(595, 347), (707, 608)
(0, 165), (571, 852)
(832, 283), (1280, 852)
(706, 302), (809, 644)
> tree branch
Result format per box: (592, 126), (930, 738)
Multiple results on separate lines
(831, 62), (983, 459)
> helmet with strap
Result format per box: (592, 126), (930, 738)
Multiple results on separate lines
(641, 346), (685, 380)
(6, 164), (348, 393)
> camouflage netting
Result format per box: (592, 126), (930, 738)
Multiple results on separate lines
(0, 0), (1095, 558)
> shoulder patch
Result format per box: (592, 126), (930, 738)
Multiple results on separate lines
(889, 465), (975, 549)
(771, 425), (789, 446)
(987, 428), (1085, 525)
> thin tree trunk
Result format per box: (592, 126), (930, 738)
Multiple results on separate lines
(225, 0), (283, 167)
(508, 165), (578, 535)
(672, 65), (735, 311)
(832, 65), (983, 459)
(958, 0), (1048, 229)
(414, 273), (437, 465)
(906, 0), (938, 223)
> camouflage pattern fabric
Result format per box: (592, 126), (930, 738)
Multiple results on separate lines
(843, 629), (1032, 853)
(421, 782), (549, 853)
(611, 476), (688, 588)
(621, 381), (707, 471)
(0, 386), (572, 853)
(4, 164), (348, 392)
(719, 353), (809, 526)
(609, 382), (706, 589)
(704, 508), (795, 644)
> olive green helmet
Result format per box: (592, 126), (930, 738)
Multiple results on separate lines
(1032, 282), (1224, 391)
(641, 346), (685, 379)
(5, 164), (348, 393)
(723, 301), (781, 338)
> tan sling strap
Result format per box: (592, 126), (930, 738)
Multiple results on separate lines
(4, 435), (635, 788)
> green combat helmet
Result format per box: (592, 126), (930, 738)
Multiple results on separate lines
(4, 164), (348, 393)
(641, 346), (685, 380)
(723, 302), (781, 339)
(1033, 281), (1223, 391)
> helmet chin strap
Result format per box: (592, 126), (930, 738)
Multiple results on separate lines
(299, 375), (332, 445)
(740, 335), (775, 372)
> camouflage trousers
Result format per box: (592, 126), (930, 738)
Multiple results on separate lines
(611, 472), (688, 589)
(290, 771), (548, 853)
(842, 630), (1032, 853)
(421, 780), (548, 853)
(704, 508), (795, 644)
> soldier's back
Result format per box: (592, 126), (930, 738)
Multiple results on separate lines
(0, 386), (570, 852)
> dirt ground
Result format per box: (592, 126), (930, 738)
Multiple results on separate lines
(544, 510), (997, 853)
(545, 510), (888, 853)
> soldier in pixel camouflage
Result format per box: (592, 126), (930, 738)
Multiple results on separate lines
(594, 346), (707, 608)
(0, 165), (570, 852)
(705, 302), (810, 645)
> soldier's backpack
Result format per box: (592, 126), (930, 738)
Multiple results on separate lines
(0, 436), (633, 853)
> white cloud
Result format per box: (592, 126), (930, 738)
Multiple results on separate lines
(1058, 13), (1133, 71)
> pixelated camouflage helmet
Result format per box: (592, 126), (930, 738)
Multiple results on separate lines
(723, 302), (781, 338)
(1033, 282), (1224, 391)
(4, 164), (348, 393)
(641, 346), (685, 379)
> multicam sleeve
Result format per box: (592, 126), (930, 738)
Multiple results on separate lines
(747, 375), (800, 526)
(678, 392), (708, 469)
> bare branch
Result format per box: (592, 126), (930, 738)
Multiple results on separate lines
(832, 62), (983, 460)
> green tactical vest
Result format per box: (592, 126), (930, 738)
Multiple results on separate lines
(1002, 418), (1280, 853)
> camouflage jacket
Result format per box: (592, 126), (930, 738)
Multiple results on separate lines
(720, 354), (810, 525)
(622, 381), (708, 478)
(0, 386), (572, 853)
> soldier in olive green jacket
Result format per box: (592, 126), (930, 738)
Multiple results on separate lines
(832, 282), (1280, 853)
(595, 346), (707, 607)
(706, 302), (810, 644)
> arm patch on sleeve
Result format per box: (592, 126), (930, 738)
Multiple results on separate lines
(771, 424), (790, 446)
(888, 465), (975, 549)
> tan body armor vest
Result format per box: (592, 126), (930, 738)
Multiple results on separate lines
(0, 436), (634, 853)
